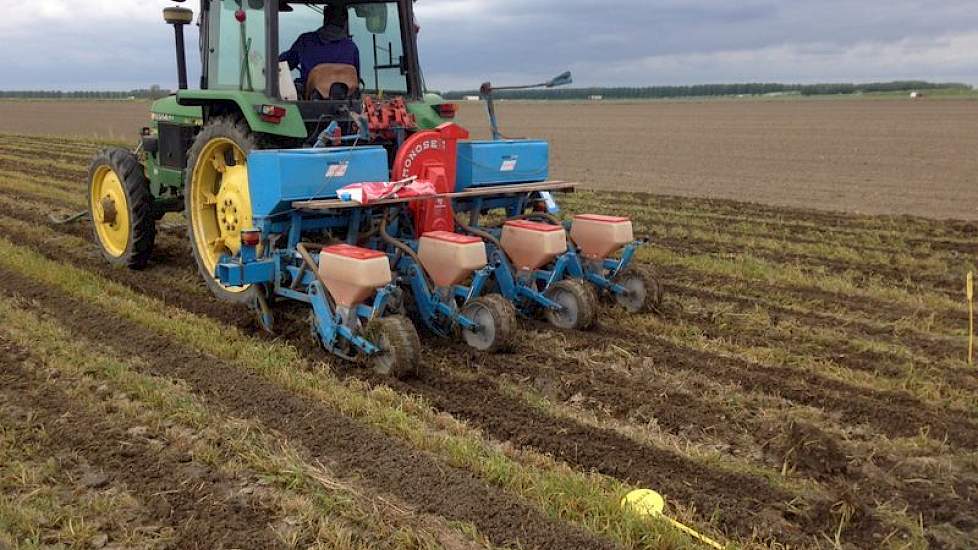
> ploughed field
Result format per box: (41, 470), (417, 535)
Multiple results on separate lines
(3, 98), (978, 219)
(1, 132), (977, 550)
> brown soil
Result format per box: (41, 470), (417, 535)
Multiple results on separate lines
(595, 322), (978, 448)
(654, 234), (964, 299)
(1, 183), (972, 546)
(6, 98), (978, 219)
(0, 155), (87, 183)
(0, 267), (615, 550)
(0, 339), (285, 549)
(660, 266), (969, 354)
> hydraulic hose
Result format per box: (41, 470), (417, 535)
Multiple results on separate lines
(296, 242), (337, 311)
(380, 212), (434, 292)
(453, 211), (517, 276)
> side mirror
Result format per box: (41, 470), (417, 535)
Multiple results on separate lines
(355, 4), (388, 34)
(546, 71), (573, 88)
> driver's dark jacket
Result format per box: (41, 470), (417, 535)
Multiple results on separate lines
(279, 32), (361, 83)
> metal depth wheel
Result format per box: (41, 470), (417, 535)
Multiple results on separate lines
(364, 315), (421, 379)
(185, 117), (258, 305)
(614, 266), (663, 314)
(461, 294), (518, 352)
(87, 148), (156, 269)
(544, 279), (597, 330)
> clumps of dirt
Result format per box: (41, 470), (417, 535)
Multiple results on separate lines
(762, 419), (849, 480)
(0, 340), (284, 550)
(0, 268), (615, 550)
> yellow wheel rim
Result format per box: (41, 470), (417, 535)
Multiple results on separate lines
(90, 165), (130, 258)
(190, 137), (253, 293)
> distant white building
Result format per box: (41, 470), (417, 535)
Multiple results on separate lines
(464, 95), (480, 101)
(588, 95), (604, 101)
(910, 91), (924, 99)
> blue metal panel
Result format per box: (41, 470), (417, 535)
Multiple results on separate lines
(248, 147), (391, 218)
(456, 140), (549, 190)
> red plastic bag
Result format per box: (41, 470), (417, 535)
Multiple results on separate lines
(338, 177), (437, 205)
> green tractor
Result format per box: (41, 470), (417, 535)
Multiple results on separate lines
(88, 0), (455, 303)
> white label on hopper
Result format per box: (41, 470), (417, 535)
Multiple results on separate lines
(326, 162), (349, 178)
(500, 158), (518, 172)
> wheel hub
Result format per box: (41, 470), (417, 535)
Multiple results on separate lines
(90, 166), (130, 258)
(212, 164), (252, 256)
(98, 196), (118, 225)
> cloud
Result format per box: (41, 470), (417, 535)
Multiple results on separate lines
(1, 1), (976, 91)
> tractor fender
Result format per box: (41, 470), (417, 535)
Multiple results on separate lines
(176, 90), (307, 139)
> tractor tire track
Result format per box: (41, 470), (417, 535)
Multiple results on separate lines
(664, 283), (978, 391)
(660, 265), (968, 352)
(0, 197), (247, 329)
(394, 358), (822, 545)
(0, 155), (85, 184)
(0, 267), (615, 550)
(0, 339), (286, 550)
(610, 191), (978, 241)
(639, 216), (955, 259)
(591, 322), (978, 448)
(654, 235), (964, 299)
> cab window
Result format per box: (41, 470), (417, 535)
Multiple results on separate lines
(279, 2), (408, 95)
(208, 0), (268, 91)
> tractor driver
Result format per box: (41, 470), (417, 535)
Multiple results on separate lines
(279, 4), (361, 98)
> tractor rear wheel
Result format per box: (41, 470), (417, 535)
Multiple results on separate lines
(185, 117), (259, 305)
(614, 266), (663, 314)
(545, 279), (597, 330)
(365, 315), (421, 379)
(461, 294), (518, 352)
(87, 148), (156, 269)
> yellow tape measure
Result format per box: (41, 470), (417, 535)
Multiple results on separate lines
(622, 489), (723, 549)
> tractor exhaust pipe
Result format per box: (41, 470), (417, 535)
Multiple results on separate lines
(163, 7), (194, 90)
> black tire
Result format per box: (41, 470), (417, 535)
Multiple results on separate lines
(184, 117), (260, 305)
(461, 294), (518, 352)
(364, 315), (421, 379)
(614, 265), (663, 314)
(544, 279), (597, 330)
(87, 148), (156, 269)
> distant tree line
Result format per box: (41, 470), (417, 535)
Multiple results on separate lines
(443, 81), (972, 100)
(0, 85), (171, 100)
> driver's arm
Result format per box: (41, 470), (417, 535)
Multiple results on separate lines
(279, 39), (301, 70)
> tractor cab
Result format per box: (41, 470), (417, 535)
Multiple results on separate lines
(163, 0), (447, 141)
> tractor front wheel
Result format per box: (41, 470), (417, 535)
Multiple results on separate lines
(185, 117), (259, 305)
(365, 315), (421, 379)
(87, 148), (156, 269)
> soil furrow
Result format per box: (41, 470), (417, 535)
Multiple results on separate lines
(635, 214), (959, 259)
(0, 339), (285, 550)
(601, 191), (978, 240)
(654, 235), (964, 299)
(386, 356), (824, 545)
(593, 323), (978, 448)
(0, 155), (84, 183)
(0, 199), (247, 329)
(0, 266), (615, 550)
(664, 284), (978, 391)
(660, 265), (968, 346)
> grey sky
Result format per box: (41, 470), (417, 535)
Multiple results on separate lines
(2, 1), (976, 91)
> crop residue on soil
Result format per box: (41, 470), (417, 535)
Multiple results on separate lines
(0, 132), (976, 549)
